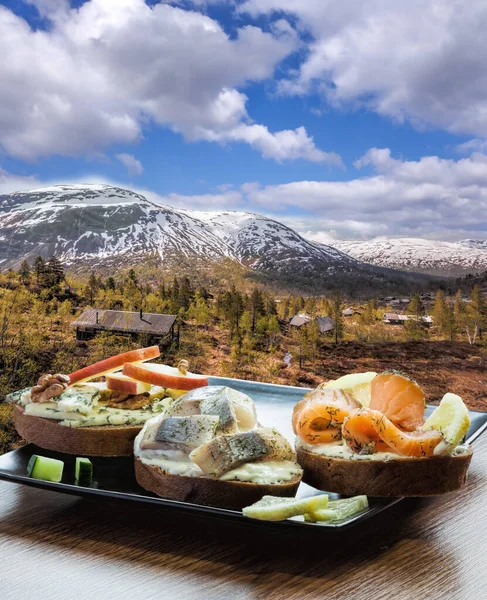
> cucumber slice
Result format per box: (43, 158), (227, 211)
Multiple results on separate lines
(242, 494), (329, 521)
(75, 457), (93, 486)
(304, 495), (369, 523)
(27, 455), (64, 482)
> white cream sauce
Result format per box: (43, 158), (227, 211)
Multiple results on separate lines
(220, 460), (302, 484)
(296, 438), (462, 460)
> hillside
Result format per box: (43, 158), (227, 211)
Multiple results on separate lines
(0, 184), (434, 294)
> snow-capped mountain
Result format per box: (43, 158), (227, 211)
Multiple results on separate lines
(184, 210), (354, 275)
(0, 185), (231, 267)
(458, 239), (487, 251)
(0, 185), (365, 284)
(329, 238), (487, 276)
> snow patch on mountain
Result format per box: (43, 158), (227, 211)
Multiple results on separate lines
(330, 238), (487, 276)
(458, 239), (487, 250)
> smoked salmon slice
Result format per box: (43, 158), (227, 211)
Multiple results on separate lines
(370, 372), (425, 431)
(342, 409), (445, 457)
(293, 389), (361, 445)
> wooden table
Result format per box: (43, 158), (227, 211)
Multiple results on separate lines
(1, 434), (486, 600)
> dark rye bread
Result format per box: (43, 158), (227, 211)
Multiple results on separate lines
(296, 445), (473, 497)
(13, 404), (142, 457)
(135, 457), (302, 509)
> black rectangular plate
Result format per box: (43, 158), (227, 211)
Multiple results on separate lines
(0, 376), (486, 531)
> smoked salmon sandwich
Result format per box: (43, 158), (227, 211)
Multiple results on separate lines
(293, 371), (473, 497)
(7, 348), (209, 457)
(134, 386), (303, 508)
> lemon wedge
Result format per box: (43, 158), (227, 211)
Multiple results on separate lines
(304, 495), (369, 523)
(422, 393), (470, 449)
(319, 372), (377, 406)
(242, 494), (329, 521)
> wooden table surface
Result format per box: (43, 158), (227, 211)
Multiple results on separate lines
(1, 433), (486, 600)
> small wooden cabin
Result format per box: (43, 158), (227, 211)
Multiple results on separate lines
(383, 312), (432, 327)
(72, 308), (178, 344)
(289, 313), (335, 334)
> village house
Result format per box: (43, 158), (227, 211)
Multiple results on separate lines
(383, 312), (433, 327)
(289, 313), (336, 333)
(71, 308), (178, 344)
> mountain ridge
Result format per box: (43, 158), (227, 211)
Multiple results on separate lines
(0, 184), (469, 292)
(329, 237), (487, 277)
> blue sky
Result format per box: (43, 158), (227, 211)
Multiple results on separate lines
(1, 0), (487, 241)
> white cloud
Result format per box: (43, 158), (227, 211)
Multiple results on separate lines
(299, 229), (339, 244)
(456, 139), (487, 154)
(116, 153), (143, 176)
(242, 149), (487, 239)
(240, 0), (487, 138)
(25, 0), (69, 17)
(207, 123), (342, 165)
(0, 166), (41, 195)
(0, 1), (334, 164)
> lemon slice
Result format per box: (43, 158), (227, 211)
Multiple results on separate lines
(242, 494), (329, 521)
(164, 388), (187, 400)
(422, 393), (470, 449)
(319, 372), (377, 406)
(304, 495), (369, 523)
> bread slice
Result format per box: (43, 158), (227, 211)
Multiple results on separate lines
(134, 457), (302, 509)
(13, 404), (142, 457)
(296, 445), (473, 497)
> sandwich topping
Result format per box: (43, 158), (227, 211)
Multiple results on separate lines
(294, 372), (471, 461)
(134, 386), (303, 485)
(7, 381), (171, 427)
(6, 348), (206, 429)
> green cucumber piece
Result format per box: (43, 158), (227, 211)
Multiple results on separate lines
(304, 495), (369, 523)
(75, 457), (93, 486)
(27, 455), (64, 482)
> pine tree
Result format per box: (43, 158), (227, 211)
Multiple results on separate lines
(249, 288), (265, 332)
(106, 276), (116, 291)
(87, 272), (98, 305)
(360, 299), (376, 325)
(127, 269), (138, 285)
(280, 297), (290, 321)
(171, 277), (180, 304)
(432, 290), (447, 337)
(404, 293), (427, 340)
(266, 315), (281, 348)
(196, 285), (210, 301)
(305, 318), (321, 362)
(240, 311), (252, 334)
(264, 293), (278, 317)
(18, 260), (31, 285)
(468, 285), (486, 340)
(124, 278), (142, 311)
(330, 290), (344, 345)
(178, 277), (193, 311)
(46, 256), (65, 287)
(230, 285), (244, 332)
(304, 297), (317, 316)
(408, 293), (425, 317)
(444, 296), (456, 341)
(33, 256), (45, 286)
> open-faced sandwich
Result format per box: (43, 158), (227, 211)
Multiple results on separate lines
(134, 386), (303, 508)
(293, 371), (473, 496)
(7, 347), (208, 457)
